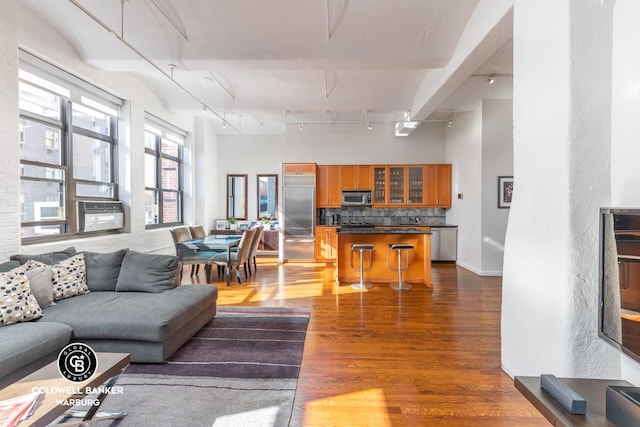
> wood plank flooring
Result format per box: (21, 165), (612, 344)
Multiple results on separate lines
(183, 259), (548, 426)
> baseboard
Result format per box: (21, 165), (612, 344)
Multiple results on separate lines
(454, 260), (503, 277)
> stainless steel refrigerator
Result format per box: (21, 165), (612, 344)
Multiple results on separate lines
(283, 174), (315, 261)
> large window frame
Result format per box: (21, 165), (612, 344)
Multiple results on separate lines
(144, 115), (185, 229)
(18, 50), (122, 243)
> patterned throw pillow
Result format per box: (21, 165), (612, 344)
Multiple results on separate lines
(0, 264), (43, 326)
(29, 254), (90, 301)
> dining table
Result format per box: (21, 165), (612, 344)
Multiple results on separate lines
(176, 234), (242, 286)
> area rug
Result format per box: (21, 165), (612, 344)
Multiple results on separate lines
(59, 306), (310, 427)
(127, 306), (311, 379)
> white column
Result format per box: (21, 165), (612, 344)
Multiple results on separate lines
(502, 0), (618, 377)
(0, 0), (20, 259)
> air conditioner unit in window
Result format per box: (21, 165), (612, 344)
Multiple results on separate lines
(77, 200), (124, 233)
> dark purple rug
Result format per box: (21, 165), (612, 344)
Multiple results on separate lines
(126, 306), (310, 379)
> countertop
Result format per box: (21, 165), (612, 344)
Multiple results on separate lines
(336, 227), (430, 234)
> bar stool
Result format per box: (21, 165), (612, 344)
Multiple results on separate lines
(387, 243), (414, 290)
(351, 244), (374, 290)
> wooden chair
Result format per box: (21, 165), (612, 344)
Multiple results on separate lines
(212, 227), (257, 285)
(170, 227), (220, 281)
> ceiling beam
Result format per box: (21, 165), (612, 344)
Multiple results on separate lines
(406, 0), (514, 135)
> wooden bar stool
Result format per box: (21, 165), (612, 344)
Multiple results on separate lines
(351, 244), (374, 290)
(387, 243), (414, 290)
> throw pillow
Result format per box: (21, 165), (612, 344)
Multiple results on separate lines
(83, 249), (129, 291)
(116, 251), (180, 293)
(24, 263), (55, 308)
(0, 265), (43, 326)
(33, 254), (89, 301)
(10, 247), (77, 265)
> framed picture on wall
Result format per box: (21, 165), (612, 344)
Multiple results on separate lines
(498, 176), (514, 209)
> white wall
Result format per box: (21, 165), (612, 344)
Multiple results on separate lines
(0, 0), (20, 261)
(502, 0), (619, 378)
(215, 123), (447, 222)
(481, 99), (513, 274)
(611, 0), (640, 383)
(444, 98), (512, 276)
(446, 109), (483, 272)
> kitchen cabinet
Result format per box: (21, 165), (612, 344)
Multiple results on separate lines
(424, 164), (452, 207)
(340, 165), (372, 190)
(373, 166), (387, 205)
(282, 163), (316, 175)
(374, 165), (423, 206)
(315, 226), (338, 261)
(317, 163), (451, 208)
(388, 166), (406, 204)
(316, 165), (341, 207)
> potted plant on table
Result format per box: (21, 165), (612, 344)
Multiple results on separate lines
(261, 217), (272, 230)
(228, 217), (238, 230)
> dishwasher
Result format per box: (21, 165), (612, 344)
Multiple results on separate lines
(430, 226), (457, 261)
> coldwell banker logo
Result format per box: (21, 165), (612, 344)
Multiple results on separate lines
(57, 343), (98, 382)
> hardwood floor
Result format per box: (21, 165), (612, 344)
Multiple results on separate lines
(183, 258), (548, 426)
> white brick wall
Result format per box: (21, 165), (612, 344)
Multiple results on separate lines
(0, 1), (20, 261)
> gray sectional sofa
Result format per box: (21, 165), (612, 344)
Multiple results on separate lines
(0, 247), (218, 388)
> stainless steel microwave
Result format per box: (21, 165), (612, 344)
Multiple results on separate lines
(341, 190), (372, 206)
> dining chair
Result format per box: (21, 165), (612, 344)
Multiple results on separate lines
(246, 225), (264, 276)
(212, 227), (257, 285)
(170, 227), (220, 281)
(187, 225), (208, 275)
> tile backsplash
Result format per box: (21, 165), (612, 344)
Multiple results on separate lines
(319, 207), (446, 226)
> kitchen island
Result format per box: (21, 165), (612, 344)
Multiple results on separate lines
(336, 227), (432, 287)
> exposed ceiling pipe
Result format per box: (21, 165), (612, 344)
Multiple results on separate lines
(67, 0), (240, 133)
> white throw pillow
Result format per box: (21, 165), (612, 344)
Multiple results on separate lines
(0, 264), (43, 326)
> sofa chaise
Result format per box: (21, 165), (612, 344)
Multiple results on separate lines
(0, 247), (218, 388)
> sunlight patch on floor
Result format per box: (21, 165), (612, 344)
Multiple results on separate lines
(212, 405), (281, 427)
(303, 389), (392, 427)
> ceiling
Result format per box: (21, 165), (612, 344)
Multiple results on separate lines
(22, 0), (513, 135)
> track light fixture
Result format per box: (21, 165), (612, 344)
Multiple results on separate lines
(299, 123), (304, 131)
(487, 75), (495, 85)
(222, 112), (227, 128)
(367, 122), (373, 130)
(447, 120), (453, 128)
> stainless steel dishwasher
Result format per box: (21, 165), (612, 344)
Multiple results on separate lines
(430, 226), (457, 261)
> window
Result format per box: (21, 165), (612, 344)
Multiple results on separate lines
(144, 116), (185, 228)
(18, 50), (121, 242)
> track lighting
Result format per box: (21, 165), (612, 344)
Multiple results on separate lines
(367, 122), (373, 130)
(447, 120), (453, 128)
(299, 123), (304, 131)
(487, 75), (495, 85)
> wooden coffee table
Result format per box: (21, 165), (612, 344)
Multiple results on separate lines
(0, 352), (130, 427)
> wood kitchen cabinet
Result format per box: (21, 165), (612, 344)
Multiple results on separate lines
(340, 165), (372, 190)
(315, 226), (338, 261)
(282, 163), (316, 175)
(316, 165), (341, 207)
(373, 166), (387, 205)
(424, 164), (452, 207)
(317, 163), (451, 208)
(374, 165), (423, 206)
